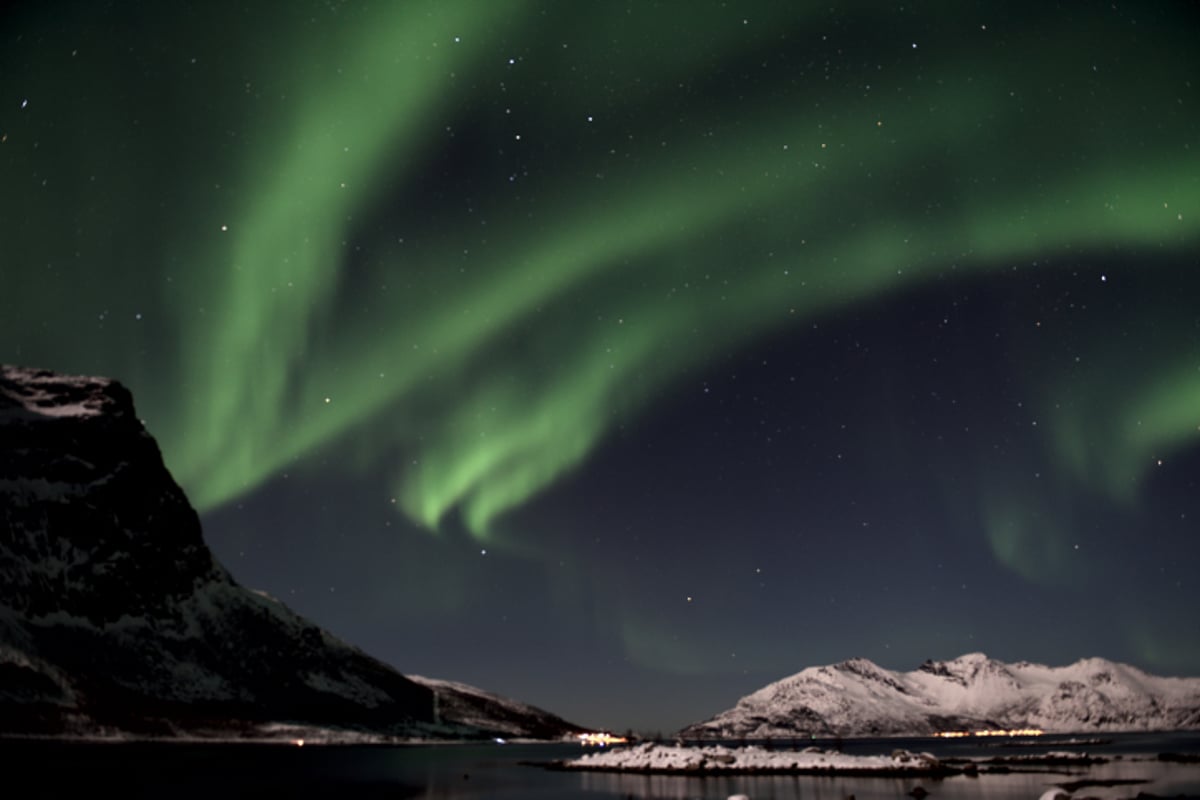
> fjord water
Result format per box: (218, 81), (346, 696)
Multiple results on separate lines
(5, 733), (1199, 799)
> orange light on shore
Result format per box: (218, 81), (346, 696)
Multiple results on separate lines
(933, 728), (1044, 738)
(578, 732), (629, 747)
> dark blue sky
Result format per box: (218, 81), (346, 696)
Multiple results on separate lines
(3, 1), (1198, 731)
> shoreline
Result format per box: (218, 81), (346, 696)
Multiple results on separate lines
(0, 730), (570, 747)
(547, 741), (1133, 776)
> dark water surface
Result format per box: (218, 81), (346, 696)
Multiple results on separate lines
(4, 733), (1199, 799)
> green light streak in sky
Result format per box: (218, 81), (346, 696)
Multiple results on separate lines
(171, 1), (524, 504)
(1049, 335), (1200, 502)
(620, 616), (717, 677)
(3, 3), (1198, 547)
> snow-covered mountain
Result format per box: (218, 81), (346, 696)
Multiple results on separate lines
(0, 365), (582, 740)
(680, 653), (1200, 739)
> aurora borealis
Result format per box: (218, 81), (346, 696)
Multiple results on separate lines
(2, 1), (1198, 731)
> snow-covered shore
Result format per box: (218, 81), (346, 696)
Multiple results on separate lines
(562, 742), (953, 775)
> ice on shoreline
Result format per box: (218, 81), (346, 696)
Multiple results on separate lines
(565, 742), (948, 774)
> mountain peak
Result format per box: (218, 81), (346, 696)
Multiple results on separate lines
(0, 365), (581, 740)
(682, 653), (1200, 739)
(1, 365), (128, 420)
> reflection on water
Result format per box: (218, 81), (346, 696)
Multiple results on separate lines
(579, 760), (1200, 800)
(3, 733), (1198, 799)
(581, 771), (922, 800)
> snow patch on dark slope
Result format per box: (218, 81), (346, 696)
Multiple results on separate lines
(408, 675), (584, 739)
(681, 653), (1200, 739)
(0, 366), (582, 740)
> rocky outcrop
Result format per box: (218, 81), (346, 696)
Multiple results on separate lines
(0, 366), (580, 740)
(409, 675), (585, 739)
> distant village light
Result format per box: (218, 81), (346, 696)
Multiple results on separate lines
(933, 728), (1044, 738)
(578, 732), (629, 747)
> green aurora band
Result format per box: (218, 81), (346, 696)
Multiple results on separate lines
(3, 2), (1198, 570)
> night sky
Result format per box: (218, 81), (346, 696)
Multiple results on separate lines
(2, 1), (1198, 733)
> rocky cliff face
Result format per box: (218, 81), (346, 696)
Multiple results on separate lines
(680, 652), (1200, 739)
(0, 366), (580, 740)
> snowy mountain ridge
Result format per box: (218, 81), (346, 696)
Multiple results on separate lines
(680, 652), (1200, 738)
(408, 675), (581, 739)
